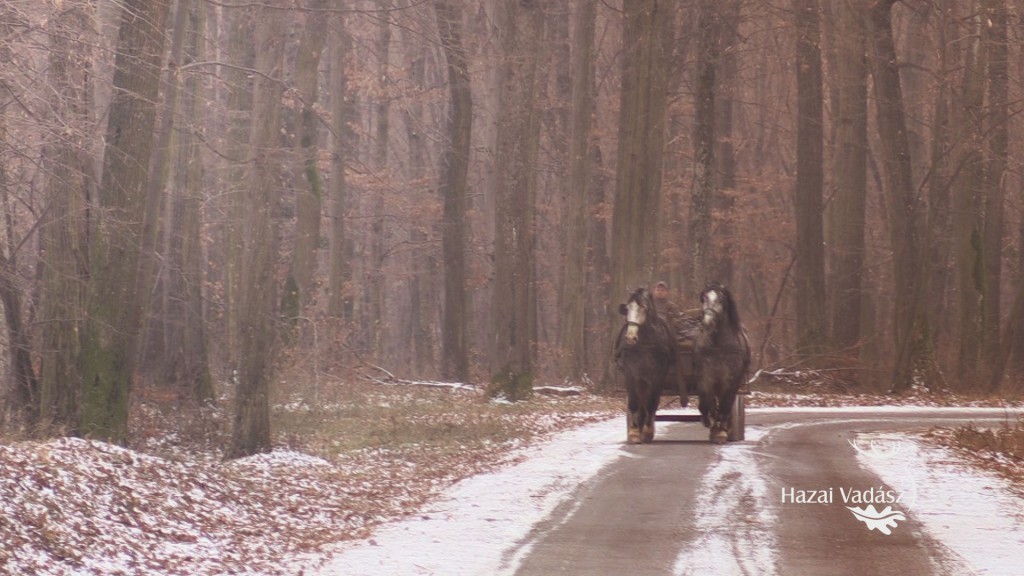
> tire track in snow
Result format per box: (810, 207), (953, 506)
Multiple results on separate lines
(672, 427), (779, 576)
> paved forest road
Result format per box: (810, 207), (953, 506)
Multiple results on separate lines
(511, 408), (1023, 576)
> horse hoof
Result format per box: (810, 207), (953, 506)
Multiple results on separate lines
(710, 430), (728, 444)
(627, 429), (643, 444)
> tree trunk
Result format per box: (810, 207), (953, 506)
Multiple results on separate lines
(220, 3), (255, 366)
(30, 7), (93, 433)
(614, 0), (672, 292)
(136, 0), (189, 378)
(827, 0), (868, 361)
(558, 0), (597, 383)
(865, 0), (923, 393)
(366, 0), (392, 360)
(794, 0), (827, 354)
(952, 0), (987, 387)
(285, 0), (328, 323)
(327, 15), (352, 320)
(164, 0), (213, 402)
(227, 1), (287, 459)
(434, 0), (472, 382)
(0, 250), (38, 427)
(688, 0), (719, 294)
(79, 0), (171, 442)
(982, 0), (1006, 390)
(490, 0), (545, 399)
(711, 0), (740, 287)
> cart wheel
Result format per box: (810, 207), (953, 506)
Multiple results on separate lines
(727, 394), (745, 442)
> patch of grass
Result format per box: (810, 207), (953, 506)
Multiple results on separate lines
(271, 385), (620, 460)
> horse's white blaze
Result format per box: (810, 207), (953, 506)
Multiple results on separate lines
(702, 290), (722, 326)
(624, 300), (645, 344)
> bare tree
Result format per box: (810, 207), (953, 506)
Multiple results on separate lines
(688, 0), (718, 294)
(490, 0), (546, 399)
(558, 0), (597, 383)
(37, 3), (93, 434)
(865, 0), (923, 393)
(982, 0), (1007, 389)
(434, 0), (472, 382)
(827, 0), (868, 362)
(227, 0), (287, 459)
(285, 0), (329, 322)
(327, 15), (352, 320)
(164, 0), (213, 402)
(794, 0), (826, 354)
(951, 0), (987, 386)
(79, 0), (171, 441)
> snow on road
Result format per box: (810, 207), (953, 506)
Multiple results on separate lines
(671, 426), (778, 576)
(311, 408), (1024, 576)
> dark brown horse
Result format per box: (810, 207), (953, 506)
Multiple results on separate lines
(614, 287), (677, 444)
(693, 282), (750, 443)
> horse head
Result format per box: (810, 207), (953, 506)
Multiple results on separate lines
(619, 287), (656, 345)
(700, 282), (740, 333)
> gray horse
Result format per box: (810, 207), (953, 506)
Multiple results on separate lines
(693, 283), (750, 444)
(614, 287), (677, 444)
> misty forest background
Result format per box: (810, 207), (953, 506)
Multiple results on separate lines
(1, 0), (1023, 457)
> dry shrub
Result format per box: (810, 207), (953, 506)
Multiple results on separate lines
(952, 420), (1024, 461)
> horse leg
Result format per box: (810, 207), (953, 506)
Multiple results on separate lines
(697, 386), (714, 428)
(642, 387), (659, 443)
(626, 384), (643, 444)
(705, 385), (731, 444)
(717, 385), (738, 435)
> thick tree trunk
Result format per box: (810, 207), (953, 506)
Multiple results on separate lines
(490, 0), (545, 399)
(711, 0), (740, 287)
(952, 1), (987, 387)
(79, 0), (171, 442)
(614, 0), (672, 291)
(227, 1), (287, 459)
(688, 0), (718, 294)
(982, 0), (1007, 389)
(285, 0), (328, 323)
(35, 5), (92, 433)
(164, 0), (213, 402)
(220, 4), (255, 366)
(558, 0), (597, 383)
(434, 0), (472, 382)
(827, 0), (868, 360)
(137, 0), (189, 377)
(402, 54), (438, 377)
(865, 0), (923, 393)
(794, 0), (827, 354)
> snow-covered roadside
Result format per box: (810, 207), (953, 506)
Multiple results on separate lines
(305, 416), (627, 575)
(856, 431), (1024, 576)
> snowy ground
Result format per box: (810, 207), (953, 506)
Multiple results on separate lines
(312, 408), (1024, 576)
(858, 431), (1024, 575)
(2, 386), (1023, 575)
